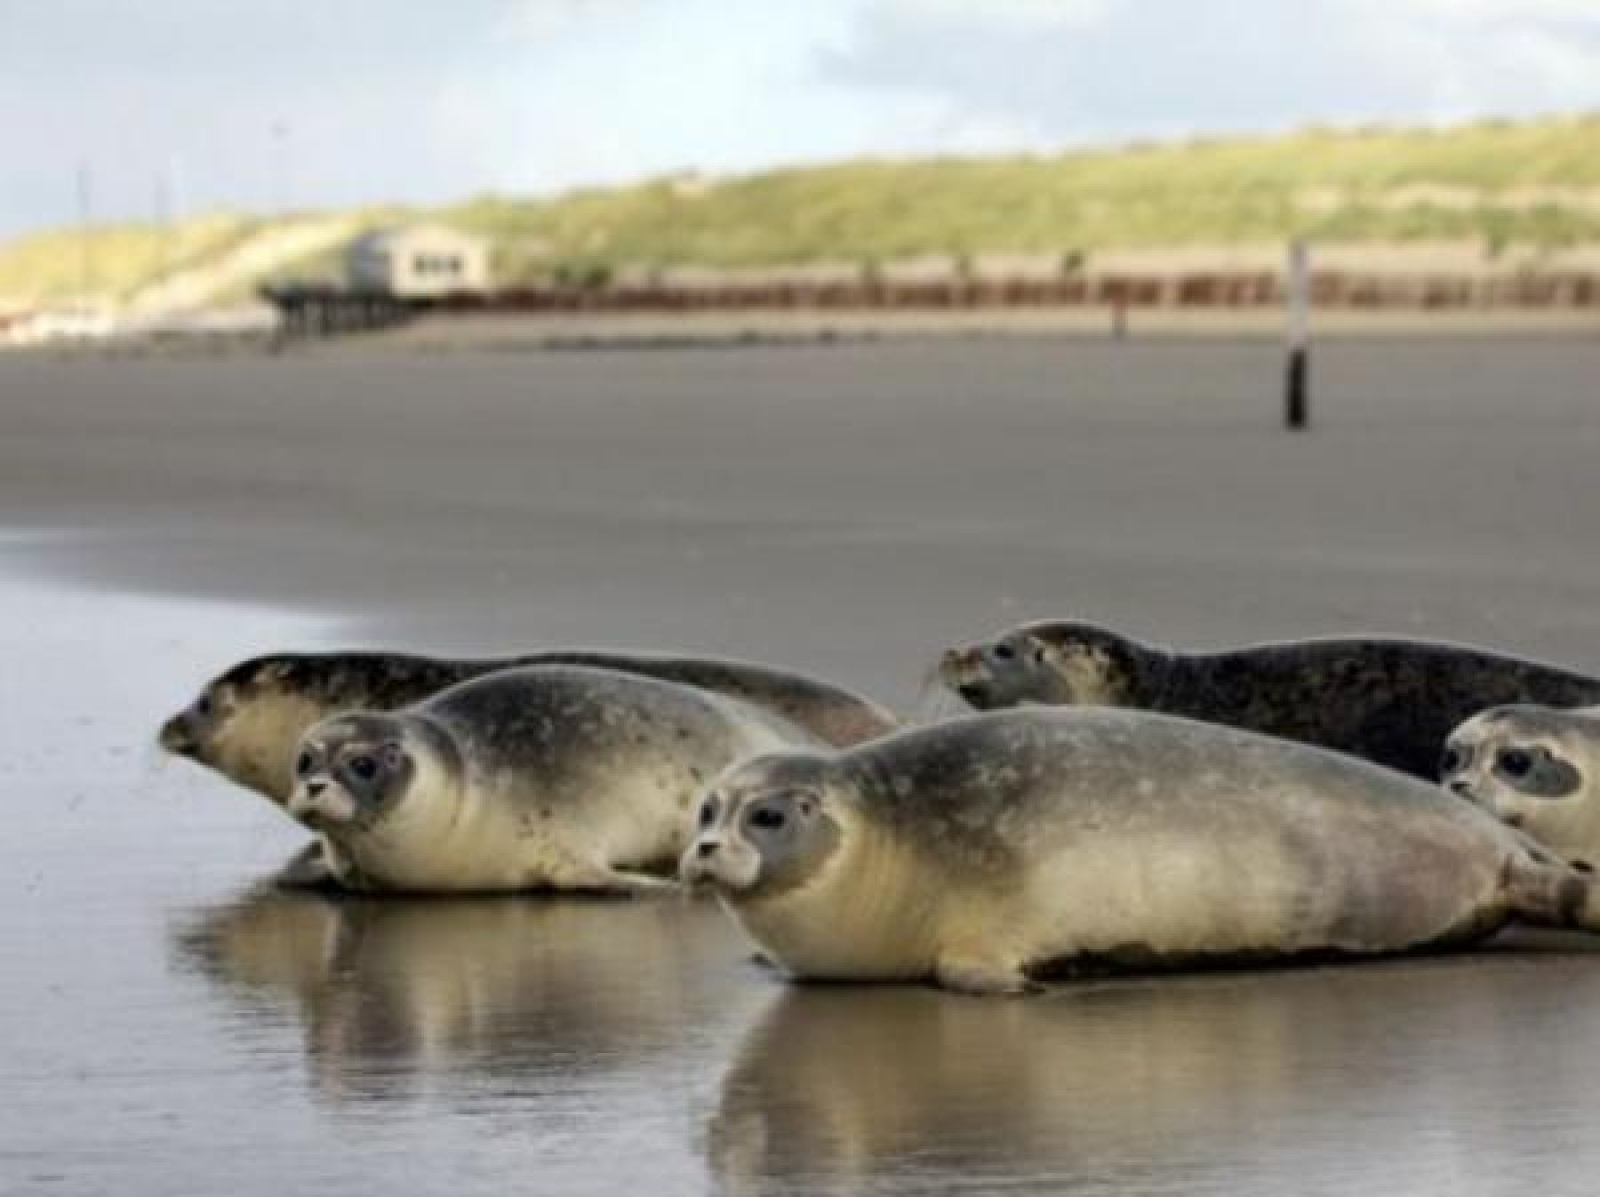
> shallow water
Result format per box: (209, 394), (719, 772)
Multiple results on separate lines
(7, 571), (1600, 1197)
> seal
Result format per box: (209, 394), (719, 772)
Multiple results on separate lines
(937, 620), (1600, 779)
(160, 647), (898, 804)
(288, 665), (809, 893)
(1442, 704), (1600, 871)
(682, 707), (1600, 993)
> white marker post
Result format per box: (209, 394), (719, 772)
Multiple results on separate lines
(1285, 239), (1310, 430)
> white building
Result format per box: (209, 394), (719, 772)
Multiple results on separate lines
(345, 225), (491, 297)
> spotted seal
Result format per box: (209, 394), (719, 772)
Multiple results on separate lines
(288, 665), (809, 893)
(1443, 704), (1600, 870)
(160, 648), (898, 804)
(937, 620), (1600, 778)
(682, 707), (1600, 993)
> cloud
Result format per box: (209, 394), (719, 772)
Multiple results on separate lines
(821, 0), (1600, 147)
(430, 0), (1051, 196)
(1339, 0), (1600, 120)
(876, 0), (1113, 29)
(1407, 0), (1600, 18)
(1, 0), (1596, 236)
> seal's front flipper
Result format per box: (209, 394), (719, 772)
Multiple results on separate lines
(604, 869), (681, 897)
(936, 950), (1034, 996)
(273, 841), (342, 890)
(554, 860), (680, 897)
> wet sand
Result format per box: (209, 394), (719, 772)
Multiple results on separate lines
(5, 336), (1600, 686)
(4, 336), (1600, 1195)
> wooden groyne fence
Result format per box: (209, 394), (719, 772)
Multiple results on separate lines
(263, 268), (1600, 338)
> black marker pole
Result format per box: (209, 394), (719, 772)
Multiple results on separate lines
(1286, 239), (1310, 430)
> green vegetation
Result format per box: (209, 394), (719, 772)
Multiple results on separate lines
(4, 114), (1598, 307)
(449, 114), (1600, 278)
(0, 215), (260, 304)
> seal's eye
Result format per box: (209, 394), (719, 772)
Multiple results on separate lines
(1498, 749), (1534, 780)
(348, 754), (379, 782)
(194, 694), (214, 719)
(295, 750), (314, 776)
(750, 807), (787, 832)
(992, 642), (1016, 662)
(1440, 746), (1464, 775)
(699, 797), (719, 828)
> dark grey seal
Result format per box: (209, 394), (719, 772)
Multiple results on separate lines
(160, 647), (898, 804)
(938, 620), (1600, 779)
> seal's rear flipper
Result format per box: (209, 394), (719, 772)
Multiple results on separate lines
(1503, 848), (1600, 933)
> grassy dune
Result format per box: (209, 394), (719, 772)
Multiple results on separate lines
(0, 216), (260, 304)
(454, 114), (1600, 275)
(4, 114), (1598, 307)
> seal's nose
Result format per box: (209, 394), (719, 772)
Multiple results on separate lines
(1446, 779), (1475, 799)
(158, 715), (195, 755)
(288, 780), (333, 827)
(695, 840), (719, 859)
(939, 646), (976, 676)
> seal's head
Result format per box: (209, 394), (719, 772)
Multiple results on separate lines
(1442, 705), (1600, 867)
(287, 713), (420, 832)
(159, 656), (335, 802)
(680, 754), (842, 899)
(937, 621), (1152, 710)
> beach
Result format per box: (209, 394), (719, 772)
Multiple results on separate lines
(4, 333), (1600, 1194)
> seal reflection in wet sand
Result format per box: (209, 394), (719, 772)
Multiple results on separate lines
(289, 665), (809, 894)
(171, 887), (743, 1104)
(938, 620), (1600, 779)
(705, 961), (1586, 1193)
(683, 708), (1600, 994)
(160, 647), (899, 804)
(1444, 705), (1600, 871)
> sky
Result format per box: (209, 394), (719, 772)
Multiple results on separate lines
(1, 0), (1597, 237)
